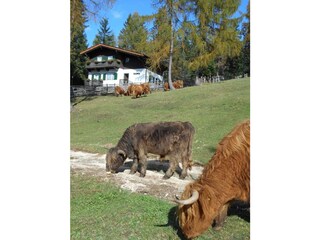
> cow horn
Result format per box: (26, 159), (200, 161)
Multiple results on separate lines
(174, 190), (199, 205)
(117, 149), (127, 158)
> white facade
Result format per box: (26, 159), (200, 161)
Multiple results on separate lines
(88, 68), (163, 87)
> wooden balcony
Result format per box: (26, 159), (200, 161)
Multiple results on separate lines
(86, 59), (123, 70)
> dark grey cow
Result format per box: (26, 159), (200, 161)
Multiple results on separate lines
(106, 121), (195, 179)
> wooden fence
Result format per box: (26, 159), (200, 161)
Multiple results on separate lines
(71, 81), (164, 97)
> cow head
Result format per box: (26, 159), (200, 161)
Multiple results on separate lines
(175, 184), (216, 239)
(106, 147), (127, 172)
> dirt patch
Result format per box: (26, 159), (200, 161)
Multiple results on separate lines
(70, 150), (204, 203)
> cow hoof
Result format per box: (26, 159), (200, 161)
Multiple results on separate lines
(129, 170), (136, 174)
(162, 175), (170, 180)
(179, 175), (186, 180)
(139, 173), (146, 178)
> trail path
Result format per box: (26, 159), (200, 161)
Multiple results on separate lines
(70, 150), (204, 202)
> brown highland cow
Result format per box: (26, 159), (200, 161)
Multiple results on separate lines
(114, 86), (125, 97)
(175, 119), (250, 239)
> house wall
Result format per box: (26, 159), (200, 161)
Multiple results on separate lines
(88, 68), (163, 87)
(83, 45), (163, 87)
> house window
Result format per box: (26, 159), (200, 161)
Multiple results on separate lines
(107, 56), (114, 60)
(106, 72), (117, 80)
(125, 57), (129, 63)
(93, 73), (100, 80)
(97, 56), (102, 62)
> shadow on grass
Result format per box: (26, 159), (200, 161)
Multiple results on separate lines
(117, 159), (183, 175)
(155, 206), (188, 240)
(227, 201), (250, 222)
(206, 146), (217, 153)
(155, 201), (250, 240)
(71, 96), (98, 107)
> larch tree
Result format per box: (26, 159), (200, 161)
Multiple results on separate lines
(173, 15), (199, 85)
(118, 12), (148, 53)
(189, 0), (242, 77)
(241, 0), (250, 76)
(147, 0), (188, 90)
(145, 6), (170, 78)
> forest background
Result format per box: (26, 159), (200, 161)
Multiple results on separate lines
(71, 0), (250, 87)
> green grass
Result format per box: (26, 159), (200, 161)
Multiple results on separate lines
(71, 79), (250, 239)
(71, 78), (250, 164)
(71, 173), (250, 240)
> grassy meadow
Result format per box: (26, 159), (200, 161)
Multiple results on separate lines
(71, 78), (250, 164)
(71, 173), (250, 240)
(70, 78), (250, 239)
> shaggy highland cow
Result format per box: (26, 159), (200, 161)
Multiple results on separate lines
(175, 119), (250, 239)
(140, 82), (151, 95)
(106, 121), (195, 179)
(114, 86), (125, 97)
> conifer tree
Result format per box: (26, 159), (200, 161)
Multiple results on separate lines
(118, 13), (148, 53)
(93, 17), (116, 46)
(189, 0), (242, 77)
(71, 0), (115, 38)
(70, 0), (88, 85)
(70, 0), (115, 85)
(147, 0), (188, 90)
(241, 1), (250, 76)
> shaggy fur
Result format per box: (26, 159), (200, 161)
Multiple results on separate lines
(164, 82), (169, 91)
(177, 119), (250, 239)
(114, 86), (125, 97)
(173, 80), (184, 89)
(164, 80), (184, 91)
(124, 85), (133, 96)
(131, 85), (143, 98)
(124, 83), (151, 97)
(140, 83), (151, 95)
(106, 121), (195, 179)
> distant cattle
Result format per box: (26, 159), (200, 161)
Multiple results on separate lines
(140, 82), (151, 95)
(125, 83), (151, 97)
(106, 121), (195, 179)
(164, 82), (169, 91)
(114, 86), (125, 97)
(173, 80), (184, 89)
(131, 85), (143, 98)
(175, 119), (250, 239)
(125, 85), (133, 96)
(164, 80), (184, 91)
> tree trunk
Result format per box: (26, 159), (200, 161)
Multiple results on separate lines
(168, 7), (175, 90)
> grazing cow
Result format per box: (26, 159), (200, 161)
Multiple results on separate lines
(140, 82), (151, 95)
(114, 86), (125, 97)
(125, 84), (133, 96)
(106, 121), (195, 179)
(164, 82), (169, 91)
(173, 80), (184, 89)
(175, 119), (250, 239)
(164, 80), (183, 91)
(131, 85), (143, 98)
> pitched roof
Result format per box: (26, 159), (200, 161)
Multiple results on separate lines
(80, 44), (148, 58)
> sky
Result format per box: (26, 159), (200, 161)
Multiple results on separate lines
(85, 0), (249, 47)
